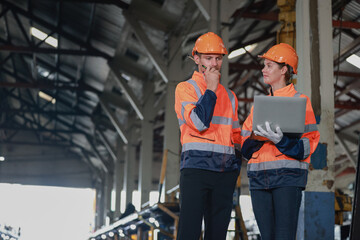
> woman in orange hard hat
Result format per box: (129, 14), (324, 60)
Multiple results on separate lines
(174, 32), (241, 239)
(240, 43), (320, 240)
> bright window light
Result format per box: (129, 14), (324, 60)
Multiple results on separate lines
(0, 156), (5, 161)
(120, 191), (126, 213)
(111, 190), (116, 211)
(228, 43), (257, 59)
(149, 191), (159, 206)
(0, 184), (95, 240)
(149, 217), (156, 223)
(121, 73), (131, 81)
(30, 27), (47, 40)
(132, 190), (141, 211)
(45, 37), (58, 48)
(346, 54), (360, 69)
(154, 229), (160, 240)
(38, 91), (56, 104)
(30, 27), (58, 48)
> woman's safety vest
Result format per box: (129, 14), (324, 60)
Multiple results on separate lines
(175, 71), (241, 172)
(241, 84), (320, 189)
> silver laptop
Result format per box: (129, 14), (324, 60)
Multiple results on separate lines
(252, 96), (307, 134)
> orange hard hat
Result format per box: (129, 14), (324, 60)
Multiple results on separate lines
(258, 43), (298, 74)
(192, 32), (228, 56)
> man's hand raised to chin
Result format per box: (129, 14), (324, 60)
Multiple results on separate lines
(204, 67), (221, 93)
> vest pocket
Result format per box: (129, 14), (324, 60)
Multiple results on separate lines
(190, 133), (215, 142)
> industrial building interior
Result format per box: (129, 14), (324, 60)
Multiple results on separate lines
(0, 0), (359, 239)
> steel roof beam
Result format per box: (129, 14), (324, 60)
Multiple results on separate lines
(335, 101), (360, 110)
(96, 129), (118, 164)
(109, 62), (144, 120)
(335, 133), (357, 167)
(1, 108), (90, 116)
(239, 10), (360, 30)
(123, 11), (169, 83)
(56, 0), (130, 9)
(1, 0), (112, 59)
(0, 45), (109, 57)
(99, 97), (128, 144)
(333, 36), (360, 66)
(4, 89), (92, 136)
(0, 126), (84, 134)
(86, 135), (111, 173)
(0, 79), (96, 92)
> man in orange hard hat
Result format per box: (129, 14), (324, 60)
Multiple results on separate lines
(174, 32), (242, 239)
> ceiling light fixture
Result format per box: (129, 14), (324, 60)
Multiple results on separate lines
(0, 156), (5, 161)
(346, 54), (360, 69)
(39, 91), (56, 104)
(30, 27), (58, 48)
(228, 43), (258, 59)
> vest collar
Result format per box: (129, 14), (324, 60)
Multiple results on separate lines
(271, 83), (296, 97)
(192, 71), (207, 89)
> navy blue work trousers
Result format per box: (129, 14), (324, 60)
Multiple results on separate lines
(177, 168), (239, 240)
(250, 187), (303, 240)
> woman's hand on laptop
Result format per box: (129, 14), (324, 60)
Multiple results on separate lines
(254, 121), (283, 144)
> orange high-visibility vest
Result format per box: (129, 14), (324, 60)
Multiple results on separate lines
(241, 84), (320, 189)
(175, 71), (241, 172)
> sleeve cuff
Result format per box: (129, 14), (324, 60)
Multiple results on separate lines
(275, 135), (289, 148)
(205, 89), (217, 99)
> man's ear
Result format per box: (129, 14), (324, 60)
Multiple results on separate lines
(193, 54), (200, 64)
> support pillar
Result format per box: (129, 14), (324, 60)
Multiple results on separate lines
(114, 139), (124, 218)
(105, 171), (114, 224)
(139, 81), (154, 206)
(123, 123), (137, 208)
(95, 179), (106, 229)
(163, 36), (182, 195)
(296, 0), (335, 239)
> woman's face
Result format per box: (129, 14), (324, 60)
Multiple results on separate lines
(261, 59), (286, 86)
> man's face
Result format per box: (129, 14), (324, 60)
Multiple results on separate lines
(194, 53), (223, 72)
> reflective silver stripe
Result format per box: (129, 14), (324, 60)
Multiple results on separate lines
(187, 79), (202, 99)
(301, 137), (311, 159)
(181, 101), (196, 124)
(241, 130), (251, 137)
(247, 159), (309, 172)
(234, 143), (241, 151)
(190, 110), (208, 131)
(233, 121), (240, 129)
(182, 142), (235, 155)
(212, 116), (232, 125)
(226, 88), (236, 115)
(178, 118), (185, 127)
(294, 92), (301, 97)
(304, 124), (318, 133)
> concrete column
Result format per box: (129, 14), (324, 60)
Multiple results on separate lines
(105, 171), (113, 223)
(123, 124), (137, 207)
(220, 0), (240, 87)
(95, 180), (106, 229)
(163, 36), (182, 194)
(208, 0), (220, 34)
(139, 82), (154, 206)
(114, 138), (124, 218)
(296, 0), (335, 239)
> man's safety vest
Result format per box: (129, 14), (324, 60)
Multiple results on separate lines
(175, 71), (241, 172)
